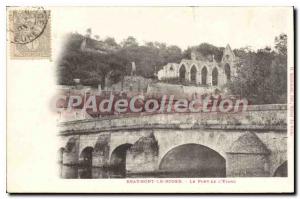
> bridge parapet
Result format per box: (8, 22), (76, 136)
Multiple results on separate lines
(59, 104), (287, 135)
(58, 104), (287, 178)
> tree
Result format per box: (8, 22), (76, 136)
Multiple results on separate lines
(104, 37), (119, 48)
(58, 31), (288, 101)
(275, 33), (287, 56)
(61, 34), (230, 86)
(228, 34), (287, 104)
(196, 43), (224, 62)
(183, 43), (224, 62)
(121, 36), (139, 47)
(57, 33), (124, 88)
(165, 45), (182, 63)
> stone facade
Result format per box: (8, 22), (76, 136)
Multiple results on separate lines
(157, 44), (238, 88)
(58, 104), (287, 177)
(106, 75), (153, 93)
(226, 132), (271, 177)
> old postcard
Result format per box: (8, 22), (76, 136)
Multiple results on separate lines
(6, 7), (294, 193)
(8, 7), (51, 59)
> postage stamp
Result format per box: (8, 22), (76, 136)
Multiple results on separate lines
(8, 7), (51, 59)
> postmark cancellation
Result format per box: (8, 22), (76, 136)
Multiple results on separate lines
(8, 7), (51, 59)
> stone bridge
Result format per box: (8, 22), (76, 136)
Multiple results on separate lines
(58, 104), (288, 178)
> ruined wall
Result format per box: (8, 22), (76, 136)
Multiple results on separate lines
(107, 76), (153, 92)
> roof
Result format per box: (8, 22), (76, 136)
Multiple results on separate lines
(227, 132), (270, 154)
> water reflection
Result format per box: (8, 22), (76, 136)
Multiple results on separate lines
(59, 164), (226, 178)
(59, 164), (125, 179)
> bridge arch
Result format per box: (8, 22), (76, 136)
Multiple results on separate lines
(273, 161), (287, 177)
(79, 147), (94, 166)
(78, 147), (94, 178)
(110, 143), (133, 177)
(159, 143), (226, 177)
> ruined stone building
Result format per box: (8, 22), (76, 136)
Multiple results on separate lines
(157, 44), (239, 88)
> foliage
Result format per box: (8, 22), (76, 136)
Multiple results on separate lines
(57, 33), (183, 86)
(57, 31), (288, 105)
(183, 43), (224, 62)
(275, 33), (287, 56)
(228, 34), (287, 104)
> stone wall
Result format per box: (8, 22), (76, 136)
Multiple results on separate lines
(106, 76), (153, 92)
(59, 104), (287, 135)
(58, 104), (287, 177)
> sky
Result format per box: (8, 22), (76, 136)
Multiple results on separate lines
(53, 7), (293, 51)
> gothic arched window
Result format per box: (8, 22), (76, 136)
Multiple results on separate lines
(201, 66), (207, 85)
(179, 65), (186, 82)
(190, 65), (197, 83)
(212, 68), (218, 86)
(224, 63), (231, 82)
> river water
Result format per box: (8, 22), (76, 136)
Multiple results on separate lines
(59, 164), (226, 179)
(59, 164), (125, 179)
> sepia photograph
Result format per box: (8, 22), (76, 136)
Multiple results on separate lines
(6, 6), (294, 193)
(55, 7), (289, 179)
